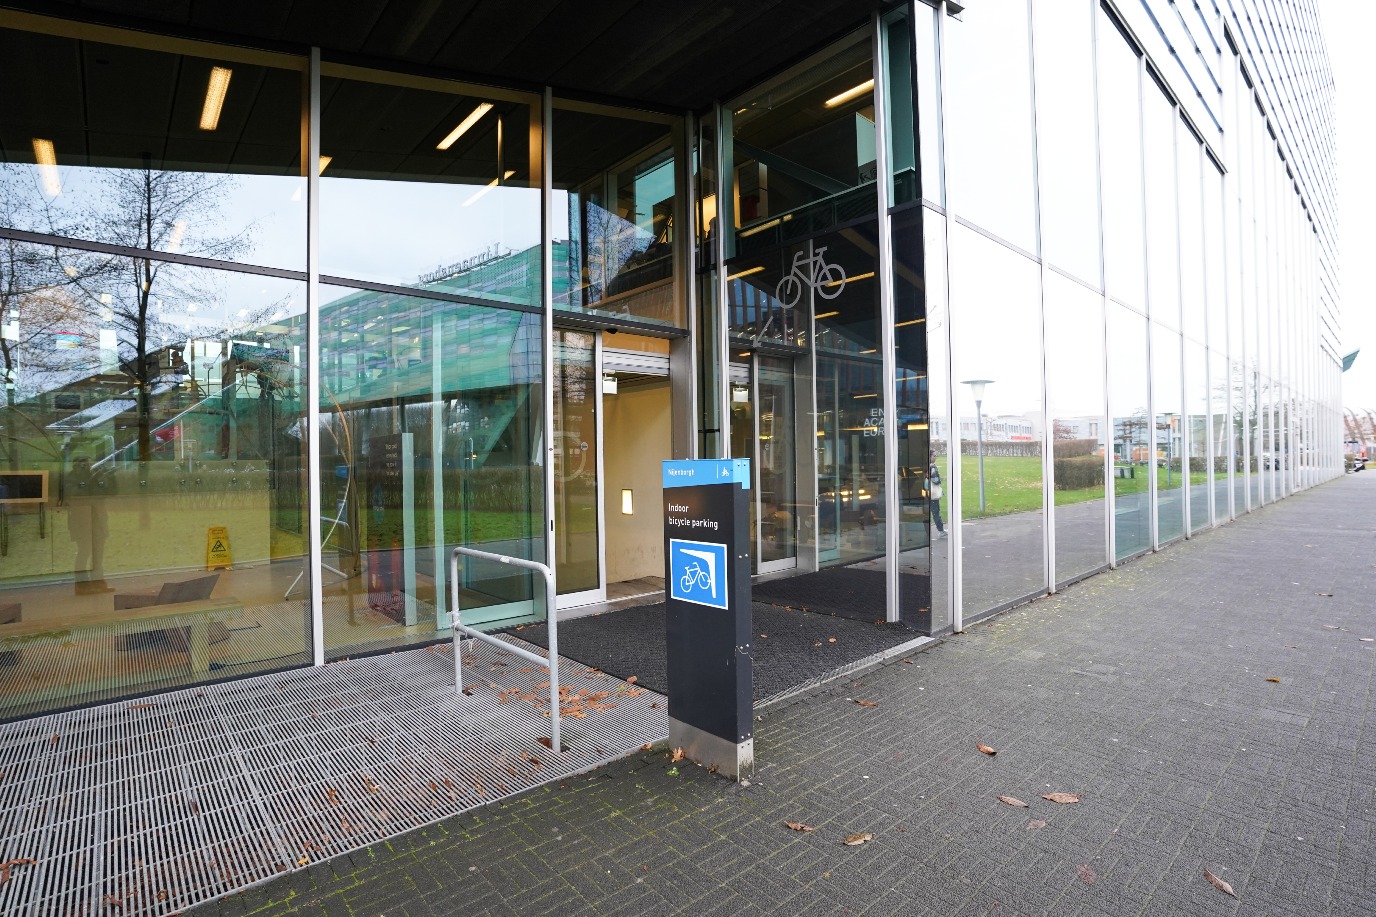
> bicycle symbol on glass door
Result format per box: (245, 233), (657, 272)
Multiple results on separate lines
(774, 246), (847, 308)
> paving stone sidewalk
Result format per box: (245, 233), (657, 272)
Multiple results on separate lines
(206, 473), (1376, 917)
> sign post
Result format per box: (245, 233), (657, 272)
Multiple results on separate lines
(662, 458), (753, 780)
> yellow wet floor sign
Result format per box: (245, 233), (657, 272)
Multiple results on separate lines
(206, 526), (232, 570)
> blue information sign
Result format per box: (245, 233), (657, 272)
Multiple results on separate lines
(662, 459), (751, 489)
(668, 538), (730, 609)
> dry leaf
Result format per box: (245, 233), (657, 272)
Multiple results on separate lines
(1204, 868), (1236, 898)
(626, 675), (638, 684)
(1266, 677), (1280, 683)
(670, 747), (686, 763)
(0, 858), (36, 885)
(785, 821), (815, 832)
(536, 736), (553, 750)
(842, 833), (873, 846)
(902, 657), (914, 664)
(854, 699), (879, 708)
(1076, 864), (1097, 885)
(707, 763), (719, 775)
(641, 744), (654, 751)
(827, 637), (838, 643)
(996, 795), (1029, 807)
(1042, 792), (1082, 804)
(1027, 819), (1047, 830)
(977, 742), (997, 756)
(127, 703), (157, 710)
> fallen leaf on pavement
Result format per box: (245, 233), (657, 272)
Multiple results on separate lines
(670, 747), (686, 762)
(1076, 864), (1097, 885)
(1266, 677), (1280, 683)
(0, 859), (36, 885)
(536, 736), (553, 749)
(827, 637), (838, 643)
(1042, 792), (1082, 804)
(785, 821), (815, 832)
(902, 658), (913, 664)
(1027, 819), (1047, 830)
(854, 699), (878, 707)
(626, 676), (638, 684)
(842, 833), (873, 846)
(641, 744), (654, 751)
(977, 742), (997, 756)
(996, 796), (1029, 807)
(1204, 868), (1236, 898)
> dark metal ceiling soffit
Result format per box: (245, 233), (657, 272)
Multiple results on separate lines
(0, 0), (888, 112)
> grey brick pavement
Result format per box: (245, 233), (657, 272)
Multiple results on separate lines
(204, 473), (1376, 916)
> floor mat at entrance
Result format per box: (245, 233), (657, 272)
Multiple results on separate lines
(507, 601), (918, 700)
(751, 567), (932, 629)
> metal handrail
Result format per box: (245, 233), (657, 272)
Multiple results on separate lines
(449, 546), (561, 753)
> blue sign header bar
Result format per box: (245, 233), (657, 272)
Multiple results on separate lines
(662, 458), (751, 489)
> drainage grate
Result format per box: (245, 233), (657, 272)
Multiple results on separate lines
(0, 636), (668, 917)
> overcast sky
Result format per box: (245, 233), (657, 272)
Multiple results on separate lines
(1321, 2), (1374, 412)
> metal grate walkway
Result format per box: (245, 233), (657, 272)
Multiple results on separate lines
(0, 636), (669, 917)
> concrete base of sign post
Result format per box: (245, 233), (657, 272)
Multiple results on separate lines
(669, 717), (754, 781)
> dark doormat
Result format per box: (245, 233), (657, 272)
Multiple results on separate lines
(506, 601), (917, 701)
(751, 566), (932, 631)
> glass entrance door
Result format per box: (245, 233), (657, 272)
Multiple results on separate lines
(553, 330), (604, 606)
(730, 355), (800, 574)
(756, 356), (799, 573)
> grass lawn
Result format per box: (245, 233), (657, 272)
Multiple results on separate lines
(935, 455), (1208, 518)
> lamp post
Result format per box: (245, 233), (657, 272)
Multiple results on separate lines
(962, 379), (994, 513)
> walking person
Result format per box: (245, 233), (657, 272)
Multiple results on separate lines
(928, 461), (946, 539)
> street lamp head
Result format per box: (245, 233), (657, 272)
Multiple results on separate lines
(961, 379), (994, 403)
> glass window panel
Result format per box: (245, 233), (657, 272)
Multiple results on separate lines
(728, 34), (877, 258)
(1108, 303), (1150, 558)
(915, 7), (943, 207)
(1045, 272), (1106, 582)
(1204, 162), (1226, 354)
(1152, 321), (1184, 542)
(949, 225), (1044, 614)
(815, 354), (886, 568)
(920, 205), (951, 631)
(883, 10), (919, 208)
(553, 109), (681, 327)
(320, 75), (540, 306)
(1178, 132), (1205, 344)
(1034, 0), (1101, 286)
(1211, 347), (1231, 521)
(317, 285), (544, 658)
(1097, 17), (1146, 308)
(1143, 85), (1179, 330)
(944, 1), (1037, 252)
(891, 206), (935, 631)
(1186, 339), (1210, 532)
(0, 243), (310, 718)
(0, 29), (305, 272)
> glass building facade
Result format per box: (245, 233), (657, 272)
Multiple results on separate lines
(0, 0), (1341, 720)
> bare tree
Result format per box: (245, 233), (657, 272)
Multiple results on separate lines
(83, 164), (256, 461)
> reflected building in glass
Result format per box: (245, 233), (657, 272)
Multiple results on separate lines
(0, 0), (1341, 720)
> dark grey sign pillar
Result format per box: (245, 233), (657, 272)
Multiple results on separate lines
(662, 458), (753, 780)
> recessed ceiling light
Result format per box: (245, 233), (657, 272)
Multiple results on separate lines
(437, 102), (493, 150)
(825, 79), (874, 108)
(200, 66), (233, 130)
(31, 138), (61, 196)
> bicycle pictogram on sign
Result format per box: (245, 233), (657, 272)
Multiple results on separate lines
(668, 538), (729, 610)
(775, 246), (847, 309)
